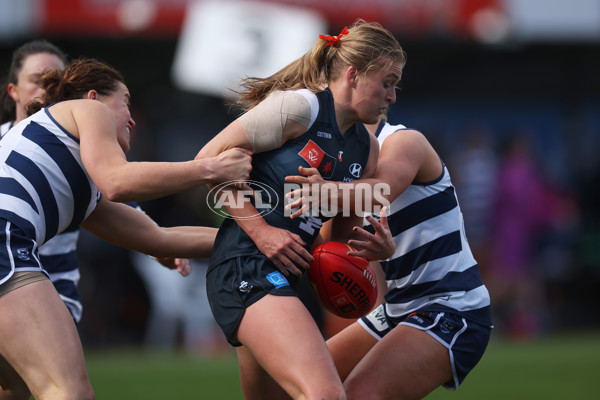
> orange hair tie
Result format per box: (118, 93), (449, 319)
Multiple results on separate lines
(319, 26), (349, 47)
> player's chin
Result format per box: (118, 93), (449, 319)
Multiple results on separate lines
(117, 138), (130, 153)
(364, 111), (384, 125)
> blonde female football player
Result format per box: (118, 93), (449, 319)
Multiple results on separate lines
(197, 20), (403, 400)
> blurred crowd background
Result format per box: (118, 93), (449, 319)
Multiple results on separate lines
(1, 0), (599, 353)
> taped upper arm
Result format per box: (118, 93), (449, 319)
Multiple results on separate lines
(238, 89), (317, 153)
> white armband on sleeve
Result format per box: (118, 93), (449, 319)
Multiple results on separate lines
(239, 90), (315, 153)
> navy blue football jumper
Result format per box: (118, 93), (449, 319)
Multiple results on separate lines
(209, 89), (370, 271)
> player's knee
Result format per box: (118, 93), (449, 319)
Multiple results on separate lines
(77, 385), (95, 400)
(35, 381), (95, 400)
(344, 378), (376, 400)
(59, 388), (95, 400)
(68, 379), (95, 400)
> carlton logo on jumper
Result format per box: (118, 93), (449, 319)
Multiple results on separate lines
(298, 140), (337, 178)
(206, 180), (279, 220)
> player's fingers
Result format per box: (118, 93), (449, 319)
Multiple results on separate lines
(284, 187), (304, 200)
(351, 225), (377, 242)
(347, 239), (371, 252)
(155, 257), (176, 269)
(346, 247), (369, 257)
(271, 256), (294, 277)
(369, 211), (394, 253)
(365, 213), (384, 233)
(176, 259), (192, 277)
(284, 247), (311, 272)
(365, 212), (393, 242)
(284, 175), (310, 184)
(235, 181), (252, 191)
(281, 258), (304, 276)
(288, 233), (314, 263)
(376, 206), (391, 232)
(288, 207), (303, 220)
(287, 203), (311, 220)
(347, 239), (384, 260)
(284, 195), (303, 210)
(298, 166), (320, 176)
(235, 147), (253, 156)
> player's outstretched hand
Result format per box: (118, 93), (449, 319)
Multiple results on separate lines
(347, 206), (395, 261)
(156, 257), (192, 277)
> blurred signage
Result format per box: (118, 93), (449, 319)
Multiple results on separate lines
(40, 0), (185, 36)
(30, 0), (600, 43)
(0, 0), (38, 39)
(38, 0), (503, 39)
(171, 1), (326, 97)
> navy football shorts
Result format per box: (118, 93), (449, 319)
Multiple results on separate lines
(206, 254), (300, 346)
(360, 304), (492, 390)
(0, 219), (47, 285)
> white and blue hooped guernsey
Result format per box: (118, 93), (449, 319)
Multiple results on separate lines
(367, 122), (492, 327)
(0, 107), (100, 250)
(1, 118), (85, 320)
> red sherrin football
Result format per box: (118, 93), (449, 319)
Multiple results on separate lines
(307, 241), (378, 319)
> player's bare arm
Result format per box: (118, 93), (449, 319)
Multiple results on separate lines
(81, 197), (217, 264)
(196, 91), (315, 276)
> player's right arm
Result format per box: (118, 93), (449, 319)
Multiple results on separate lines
(55, 99), (253, 202)
(197, 91), (315, 276)
(81, 196), (217, 264)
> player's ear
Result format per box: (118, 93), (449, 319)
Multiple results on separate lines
(86, 90), (98, 100)
(346, 66), (358, 88)
(6, 83), (19, 102)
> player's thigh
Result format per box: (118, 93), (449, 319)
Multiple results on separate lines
(236, 294), (343, 399)
(327, 321), (378, 381)
(345, 325), (451, 400)
(237, 346), (290, 400)
(0, 280), (90, 397)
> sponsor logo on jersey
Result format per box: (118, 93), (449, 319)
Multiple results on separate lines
(367, 304), (390, 332)
(266, 271), (290, 288)
(317, 131), (332, 139)
(298, 140), (337, 178)
(349, 163), (362, 178)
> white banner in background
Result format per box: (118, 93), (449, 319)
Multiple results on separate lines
(0, 0), (38, 38)
(171, 0), (326, 98)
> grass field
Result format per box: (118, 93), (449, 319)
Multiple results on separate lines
(85, 330), (600, 399)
